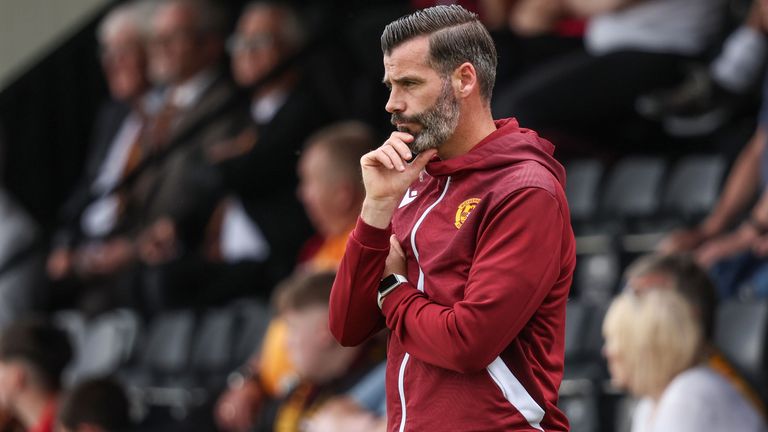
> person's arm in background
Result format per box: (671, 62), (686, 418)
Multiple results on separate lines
(747, 183), (768, 256)
(659, 128), (767, 254)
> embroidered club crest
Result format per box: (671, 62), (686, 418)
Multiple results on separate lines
(455, 198), (481, 229)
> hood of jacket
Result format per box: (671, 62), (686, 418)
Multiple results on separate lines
(425, 117), (566, 187)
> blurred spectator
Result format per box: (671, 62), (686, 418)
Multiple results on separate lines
(125, 0), (251, 311)
(493, 0), (726, 155)
(46, 0), (156, 314)
(56, 378), (132, 432)
(602, 288), (767, 431)
(251, 271), (382, 432)
(133, 0), (242, 259)
(0, 125), (45, 328)
(214, 121), (375, 432)
(638, 0), (768, 136)
(0, 319), (73, 432)
(295, 122), (373, 270)
(198, 1), (340, 299)
(304, 361), (387, 432)
(139, 1), (341, 308)
(624, 254), (767, 417)
(480, 0), (585, 83)
(658, 35), (768, 298)
(658, 129), (766, 268)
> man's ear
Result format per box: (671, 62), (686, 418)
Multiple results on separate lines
(452, 62), (478, 98)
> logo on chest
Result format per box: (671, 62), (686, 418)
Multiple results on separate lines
(399, 188), (419, 209)
(455, 198), (481, 229)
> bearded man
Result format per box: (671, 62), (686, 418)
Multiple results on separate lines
(328, 5), (576, 432)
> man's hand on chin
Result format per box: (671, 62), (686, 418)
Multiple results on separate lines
(360, 132), (436, 229)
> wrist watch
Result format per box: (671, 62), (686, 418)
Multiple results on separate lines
(378, 274), (407, 309)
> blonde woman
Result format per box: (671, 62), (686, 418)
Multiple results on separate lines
(603, 289), (767, 432)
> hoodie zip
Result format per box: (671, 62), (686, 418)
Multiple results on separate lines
(397, 176), (451, 432)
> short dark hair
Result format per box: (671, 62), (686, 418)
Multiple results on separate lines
(625, 253), (718, 340)
(58, 377), (132, 431)
(0, 318), (73, 391)
(274, 270), (336, 314)
(304, 121), (376, 185)
(381, 5), (497, 101)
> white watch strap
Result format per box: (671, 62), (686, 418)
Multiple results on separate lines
(378, 274), (407, 309)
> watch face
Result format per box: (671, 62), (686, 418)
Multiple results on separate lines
(379, 274), (401, 293)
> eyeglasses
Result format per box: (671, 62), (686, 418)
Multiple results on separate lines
(150, 29), (200, 48)
(226, 34), (275, 55)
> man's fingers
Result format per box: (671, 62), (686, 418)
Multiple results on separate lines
(390, 235), (406, 258)
(381, 145), (406, 171)
(390, 131), (415, 143)
(385, 135), (414, 161)
(363, 149), (396, 169)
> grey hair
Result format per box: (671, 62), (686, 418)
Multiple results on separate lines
(381, 5), (497, 101)
(242, 1), (305, 51)
(97, 0), (157, 43)
(162, 0), (227, 36)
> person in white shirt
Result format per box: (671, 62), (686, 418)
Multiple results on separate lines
(603, 288), (767, 432)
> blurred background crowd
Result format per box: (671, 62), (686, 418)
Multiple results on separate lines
(0, 0), (766, 431)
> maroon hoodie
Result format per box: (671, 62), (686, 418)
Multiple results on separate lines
(329, 118), (575, 431)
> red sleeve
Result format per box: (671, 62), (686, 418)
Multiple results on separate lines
(328, 217), (390, 346)
(381, 188), (566, 373)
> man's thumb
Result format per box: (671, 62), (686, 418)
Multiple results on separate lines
(407, 149), (437, 174)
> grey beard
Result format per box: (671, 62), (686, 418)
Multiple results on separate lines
(392, 81), (460, 154)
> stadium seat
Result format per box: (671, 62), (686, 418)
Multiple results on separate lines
(661, 154), (726, 222)
(189, 307), (237, 388)
(565, 159), (604, 225)
(620, 154), (726, 253)
(53, 309), (87, 352)
(561, 301), (609, 432)
(134, 310), (195, 384)
(68, 309), (141, 384)
(230, 299), (272, 367)
(572, 252), (622, 304)
(714, 299), (768, 398)
(601, 156), (667, 221)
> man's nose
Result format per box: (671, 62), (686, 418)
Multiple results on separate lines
(385, 88), (405, 114)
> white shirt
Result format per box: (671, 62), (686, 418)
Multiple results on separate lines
(81, 111), (144, 238)
(586, 0), (725, 56)
(0, 189), (37, 263)
(632, 366), (767, 432)
(251, 90), (288, 125)
(218, 88), (289, 263)
(169, 69), (216, 109)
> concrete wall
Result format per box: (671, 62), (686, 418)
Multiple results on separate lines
(0, 0), (110, 89)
